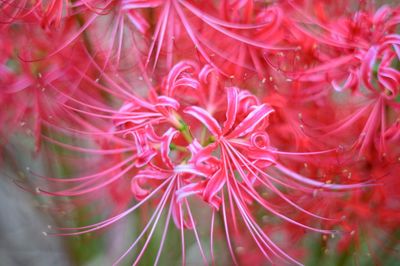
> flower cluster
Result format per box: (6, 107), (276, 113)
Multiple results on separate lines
(1, 1), (399, 265)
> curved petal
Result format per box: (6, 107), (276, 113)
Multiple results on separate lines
(222, 87), (239, 135)
(155, 95), (180, 110)
(203, 168), (226, 208)
(160, 128), (179, 168)
(165, 61), (198, 96)
(185, 106), (222, 136)
(360, 46), (378, 92)
(227, 104), (274, 138)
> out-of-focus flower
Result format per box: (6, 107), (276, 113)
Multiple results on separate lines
(2, 1), (399, 266)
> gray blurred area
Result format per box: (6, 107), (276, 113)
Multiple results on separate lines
(0, 176), (70, 266)
(0, 138), (138, 266)
(0, 140), (70, 266)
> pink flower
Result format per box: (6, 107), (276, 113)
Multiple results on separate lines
(177, 87), (364, 265)
(4, 2), (399, 265)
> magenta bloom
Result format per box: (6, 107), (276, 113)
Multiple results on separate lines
(2, 1), (399, 266)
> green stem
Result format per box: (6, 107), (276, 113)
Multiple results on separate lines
(170, 112), (193, 143)
(178, 119), (193, 143)
(169, 143), (187, 152)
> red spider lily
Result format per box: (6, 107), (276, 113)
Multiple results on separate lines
(269, 4), (400, 159)
(3, 1), (400, 265)
(0, 30), (92, 151)
(109, 0), (291, 77)
(177, 87), (367, 265)
(280, 4), (400, 95)
(26, 60), (367, 265)
(0, 0), (94, 26)
(40, 125), (210, 265)
(317, 41), (400, 158)
(3, 0), (289, 76)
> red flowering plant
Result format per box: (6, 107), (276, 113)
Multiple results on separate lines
(1, 0), (399, 265)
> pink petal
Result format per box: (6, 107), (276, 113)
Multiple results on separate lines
(203, 168), (226, 208)
(185, 106), (222, 136)
(227, 104), (274, 138)
(222, 87), (239, 135)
